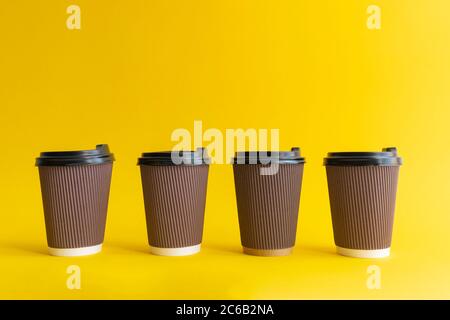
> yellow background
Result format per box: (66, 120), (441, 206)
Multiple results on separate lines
(0, 0), (449, 299)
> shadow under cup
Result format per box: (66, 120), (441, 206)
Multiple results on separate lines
(36, 144), (114, 257)
(324, 147), (402, 258)
(138, 149), (209, 256)
(232, 148), (305, 257)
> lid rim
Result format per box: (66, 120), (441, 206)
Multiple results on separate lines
(232, 160), (305, 165)
(36, 144), (114, 167)
(137, 149), (210, 166)
(231, 148), (305, 165)
(323, 148), (402, 166)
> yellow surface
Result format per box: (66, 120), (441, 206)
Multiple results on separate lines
(0, 0), (449, 299)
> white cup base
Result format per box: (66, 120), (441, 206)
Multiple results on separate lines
(48, 244), (102, 257)
(336, 246), (390, 258)
(150, 244), (201, 256)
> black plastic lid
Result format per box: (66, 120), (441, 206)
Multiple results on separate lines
(232, 147), (305, 165)
(36, 144), (114, 166)
(138, 148), (210, 166)
(324, 147), (402, 166)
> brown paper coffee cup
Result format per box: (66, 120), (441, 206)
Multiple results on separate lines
(138, 149), (209, 256)
(324, 147), (402, 258)
(232, 148), (305, 256)
(36, 145), (114, 257)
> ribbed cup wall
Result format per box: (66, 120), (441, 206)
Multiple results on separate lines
(38, 163), (113, 249)
(326, 166), (399, 250)
(233, 164), (303, 250)
(140, 165), (209, 248)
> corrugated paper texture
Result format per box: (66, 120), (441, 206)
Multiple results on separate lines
(140, 165), (209, 248)
(233, 164), (303, 250)
(38, 163), (113, 248)
(326, 166), (399, 250)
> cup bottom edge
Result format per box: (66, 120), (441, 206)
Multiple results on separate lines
(48, 244), (102, 257)
(150, 244), (201, 256)
(336, 246), (390, 258)
(243, 247), (293, 257)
